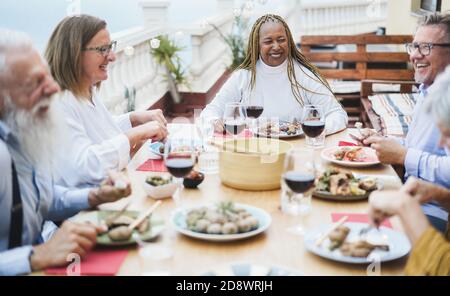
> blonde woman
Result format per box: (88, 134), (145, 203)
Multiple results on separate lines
(201, 14), (347, 134)
(368, 66), (450, 276)
(46, 15), (168, 187)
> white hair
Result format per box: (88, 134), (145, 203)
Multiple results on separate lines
(427, 65), (450, 129)
(0, 28), (33, 88)
(0, 28), (65, 170)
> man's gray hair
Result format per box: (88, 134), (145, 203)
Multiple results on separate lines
(427, 65), (450, 129)
(0, 28), (33, 78)
(418, 12), (450, 42)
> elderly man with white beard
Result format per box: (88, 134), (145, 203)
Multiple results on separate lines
(0, 29), (132, 275)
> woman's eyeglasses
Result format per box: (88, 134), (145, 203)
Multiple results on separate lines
(83, 41), (117, 57)
(405, 42), (450, 56)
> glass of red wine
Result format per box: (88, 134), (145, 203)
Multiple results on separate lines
(301, 105), (325, 149)
(164, 138), (196, 207)
(281, 148), (315, 235)
(223, 103), (247, 141)
(243, 93), (264, 137)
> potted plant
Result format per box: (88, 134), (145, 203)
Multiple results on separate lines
(150, 35), (189, 104)
(210, 13), (249, 71)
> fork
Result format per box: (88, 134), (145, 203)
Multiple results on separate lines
(355, 122), (363, 137)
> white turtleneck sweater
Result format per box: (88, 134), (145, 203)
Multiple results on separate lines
(201, 59), (348, 134)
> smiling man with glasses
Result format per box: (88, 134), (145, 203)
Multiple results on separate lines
(405, 42), (450, 56)
(358, 13), (450, 234)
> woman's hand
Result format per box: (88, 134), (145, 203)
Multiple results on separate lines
(130, 109), (167, 127)
(213, 119), (224, 134)
(368, 190), (430, 244)
(88, 171), (132, 207)
(368, 191), (403, 227)
(125, 121), (168, 149)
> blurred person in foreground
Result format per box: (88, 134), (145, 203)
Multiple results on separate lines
(368, 65), (450, 276)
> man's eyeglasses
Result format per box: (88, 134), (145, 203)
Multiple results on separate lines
(405, 42), (450, 56)
(82, 41), (117, 57)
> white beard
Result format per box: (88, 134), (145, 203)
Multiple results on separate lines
(2, 95), (65, 171)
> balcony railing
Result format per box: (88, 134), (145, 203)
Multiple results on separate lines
(100, 0), (388, 115)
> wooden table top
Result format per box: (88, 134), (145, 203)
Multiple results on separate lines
(93, 126), (406, 276)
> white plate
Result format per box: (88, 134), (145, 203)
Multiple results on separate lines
(171, 203), (271, 242)
(202, 263), (302, 276)
(304, 222), (411, 264)
(253, 121), (303, 139)
(149, 140), (204, 159)
(321, 146), (380, 167)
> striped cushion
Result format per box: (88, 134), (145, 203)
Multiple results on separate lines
(368, 93), (418, 137)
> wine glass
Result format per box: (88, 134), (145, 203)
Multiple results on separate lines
(243, 92), (264, 136)
(195, 117), (219, 174)
(281, 148), (315, 235)
(164, 138), (196, 207)
(223, 103), (247, 141)
(301, 105), (325, 149)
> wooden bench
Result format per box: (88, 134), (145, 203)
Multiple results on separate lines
(299, 35), (414, 125)
(360, 79), (419, 132)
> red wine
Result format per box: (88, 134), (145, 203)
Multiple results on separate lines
(165, 158), (194, 178)
(283, 171), (315, 193)
(245, 106), (264, 118)
(224, 120), (246, 135)
(301, 121), (325, 138)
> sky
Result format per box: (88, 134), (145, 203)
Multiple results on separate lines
(0, 0), (283, 52)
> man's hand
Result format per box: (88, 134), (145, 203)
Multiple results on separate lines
(130, 109), (167, 127)
(88, 171), (132, 207)
(363, 136), (407, 165)
(30, 221), (106, 271)
(402, 176), (450, 211)
(349, 128), (379, 146)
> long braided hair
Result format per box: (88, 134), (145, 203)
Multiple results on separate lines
(238, 14), (334, 106)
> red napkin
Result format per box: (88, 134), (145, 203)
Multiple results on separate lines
(338, 141), (358, 147)
(136, 159), (168, 172)
(45, 249), (129, 276)
(331, 213), (392, 228)
(214, 129), (253, 139)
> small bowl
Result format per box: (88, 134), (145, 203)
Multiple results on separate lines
(183, 171), (205, 189)
(143, 176), (178, 199)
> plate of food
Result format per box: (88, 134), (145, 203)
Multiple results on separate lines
(72, 210), (165, 246)
(149, 140), (204, 158)
(171, 201), (271, 242)
(202, 263), (302, 276)
(304, 222), (411, 264)
(254, 120), (303, 139)
(321, 146), (380, 167)
(314, 168), (380, 201)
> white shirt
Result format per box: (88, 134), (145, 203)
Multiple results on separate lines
(201, 59), (348, 134)
(55, 90), (132, 188)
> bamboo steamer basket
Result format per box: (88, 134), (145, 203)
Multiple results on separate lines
(219, 138), (293, 191)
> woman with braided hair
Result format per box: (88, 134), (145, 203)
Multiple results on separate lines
(201, 14), (347, 135)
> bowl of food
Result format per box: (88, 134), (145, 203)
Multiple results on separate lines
(219, 138), (293, 191)
(143, 175), (178, 199)
(183, 170), (205, 188)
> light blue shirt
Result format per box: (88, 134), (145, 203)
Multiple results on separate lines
(396, 84), (449, 221)
(0, 120), (91, 275)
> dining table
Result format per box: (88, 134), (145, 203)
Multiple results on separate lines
(38, 124), (409, 276)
